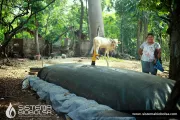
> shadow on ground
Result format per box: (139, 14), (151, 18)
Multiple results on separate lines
(0, 77), (66, 120)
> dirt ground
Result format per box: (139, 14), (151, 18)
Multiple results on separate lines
(0, 57), (169, 120)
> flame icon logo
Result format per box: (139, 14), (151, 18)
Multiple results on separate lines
(6, 103), (16, 118)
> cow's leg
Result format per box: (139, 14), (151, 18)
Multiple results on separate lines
(104, 50), (107, 57)
(95, 45), (100, 60)
(105, 50), (109, 58)
(96, 46), (100, 55)
(107, 52), (109, 58)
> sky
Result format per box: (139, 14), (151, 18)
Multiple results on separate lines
(66, 0), (115, 14)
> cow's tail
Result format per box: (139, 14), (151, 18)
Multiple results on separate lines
(97, 26), (100, 37)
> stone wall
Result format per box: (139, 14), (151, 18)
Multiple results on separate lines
(23, 38), (45, 57)
(8, 38), (45, 57)
(80, 41), (90, 56)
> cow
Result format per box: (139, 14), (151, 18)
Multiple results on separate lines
(90, 36), (120, 58)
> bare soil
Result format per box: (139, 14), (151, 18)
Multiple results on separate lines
(0, 57), (169, 120)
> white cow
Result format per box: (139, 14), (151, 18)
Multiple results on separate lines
(90, 36), (120, 58)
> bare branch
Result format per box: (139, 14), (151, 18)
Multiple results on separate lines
(45, 11), (51, 35)
(0, 17), (8, 26)
(10, 12), (29, 25)
(9, 12), (33, 38)
(9, 0), (56, 38)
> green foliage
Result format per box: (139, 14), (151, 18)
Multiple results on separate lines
(0, 27), (4, 43)
(61, 39), (65, 46)
(30, 1), (47, 12)
(138, 1), (170, 61)
(103, 13), (119, 38)
(0, 0), (170, 61)
(100, 56), (123, 62)
(101, 0), (170, 61)
(35, 0), (89, 43)
(113, 0), (139, 56)
(0, 0), (56, 48)
(15, 32), (34, 39)
(138, 0), (170, 13)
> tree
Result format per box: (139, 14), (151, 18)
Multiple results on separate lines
(137, 15), (141, 59)
(75, 0), (85, 56)
(142, 11), (149, 42)
(88, 0), (105, 54)
(115, 0), (138, 55)
(0, 0), (55, 54)
(41, 0), (69, 42)
(139, 0), (180, 81)
(103, 13), (119, 39)
(34, 13), (40, 59)
(79, 0), (84, 40)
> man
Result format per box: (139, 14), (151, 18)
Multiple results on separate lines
(138, 33), (161, 75)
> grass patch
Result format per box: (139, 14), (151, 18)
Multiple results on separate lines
(99, 56), (123, 62)
(162, 61), (169, 71)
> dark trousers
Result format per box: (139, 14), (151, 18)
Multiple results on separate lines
(141, 60), (157, 75)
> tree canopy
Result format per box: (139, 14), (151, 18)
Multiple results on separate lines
(1, 0), (180, 80)
(0, 0), (172, 60)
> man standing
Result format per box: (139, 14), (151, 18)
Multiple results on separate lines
(138, 33), (161, 75)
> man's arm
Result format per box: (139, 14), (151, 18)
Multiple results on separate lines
(157, 48), (161, 59)
(155, 42), (161, 59)
(139, 42), (144, 59)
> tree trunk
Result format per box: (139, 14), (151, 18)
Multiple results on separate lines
(0, 31), (19, 53)
(69, 27), (75, 50)
(79, 0), (84, 39)
(163, 1), (180, 110)
(34, 14), (40, 60)
(137, 19), (141, 59)
(0, 34), (9, 53)
(169, 24), (180, 81)
(87, 0), (105, 54)
(75, 0), (84, 56)
(121, 35), (124, 53)
(142, 11), (148, 41)
(168, 1), (180, 81)
(0, 33), (11, 63)
(120, 16), (124, 53)
(86, 0), (89, 40)
(165, 24), (180, 109)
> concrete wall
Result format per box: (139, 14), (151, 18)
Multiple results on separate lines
(8, 38), (91, 57)
(80, 41), (90, 56)
(23, 38), (45, 57)
(52, 38), (72, 55)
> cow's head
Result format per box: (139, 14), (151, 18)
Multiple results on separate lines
(111, 39), (121, 48)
